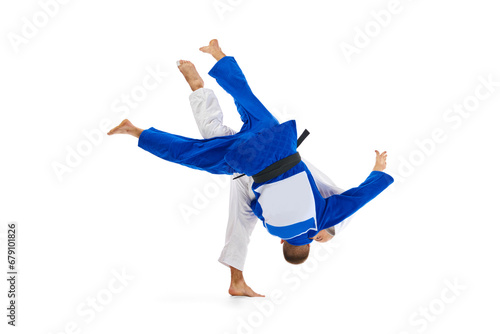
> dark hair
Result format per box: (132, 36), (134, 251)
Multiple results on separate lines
(283, 241), (310, 265)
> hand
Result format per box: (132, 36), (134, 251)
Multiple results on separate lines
(373, 150), (388, 171)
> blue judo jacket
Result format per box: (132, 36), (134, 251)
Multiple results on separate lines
(137, 56), (394, 246)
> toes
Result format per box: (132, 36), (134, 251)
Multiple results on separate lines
(177, 60), (193, 69)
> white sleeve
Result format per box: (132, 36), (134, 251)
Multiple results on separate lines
(189, 88), (237, 138)
(302, 158), (354, 235)
(188, 88), (257, 271)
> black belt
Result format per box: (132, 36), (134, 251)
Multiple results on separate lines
(233, 129), (310, 182)
(252, 152), (301, 183)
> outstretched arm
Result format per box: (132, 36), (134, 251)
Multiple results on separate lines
(319, 151), (394, 230)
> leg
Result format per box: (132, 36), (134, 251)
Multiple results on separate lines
(218, 175), (262, 297)
(139, 127), (243, 175)
(200, 40), (279, 132)
(177, 61), (237, 138)
(108, 119), (242, 175)
(189, 88), (237, 139)
(188, 87), (263, 297)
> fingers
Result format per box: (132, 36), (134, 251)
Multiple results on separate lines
(373, 150), (389, 171)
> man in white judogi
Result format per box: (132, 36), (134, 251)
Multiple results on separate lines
(108, 40), (390, 296)
(188, 85), (355, 297)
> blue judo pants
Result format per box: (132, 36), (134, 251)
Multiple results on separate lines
(138, 56), (281, 175)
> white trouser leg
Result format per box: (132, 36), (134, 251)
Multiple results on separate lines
(189, 88), (237, 139)
(189, 87), (257, 271)
(217, 175), (257, 271)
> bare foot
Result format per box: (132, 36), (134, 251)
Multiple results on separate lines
(107, 119), (143, 138)
(229, 280), (265, 298)
(177, 60), (204, 92)
(199, 39), (226, 61)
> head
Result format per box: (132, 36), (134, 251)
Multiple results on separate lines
(309, 228), (335, 243)
(282, 240), (310, 265)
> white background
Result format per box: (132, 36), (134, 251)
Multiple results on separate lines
(1, 0), (500, 333)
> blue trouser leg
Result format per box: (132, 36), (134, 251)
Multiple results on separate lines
(138, 56), (279, 175)
(138, 127), (245, 175)
(208, 56), (279, 132)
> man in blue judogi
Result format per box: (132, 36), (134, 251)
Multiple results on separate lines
(108, 39), (394, 264)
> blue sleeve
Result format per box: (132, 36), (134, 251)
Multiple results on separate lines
(319, 171), (394, 230)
